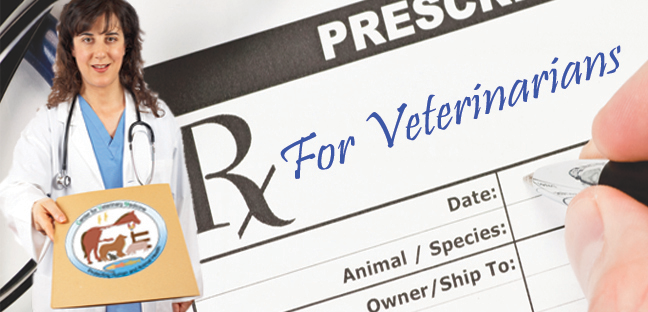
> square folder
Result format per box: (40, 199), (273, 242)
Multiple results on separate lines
(52, 184), (199, 308)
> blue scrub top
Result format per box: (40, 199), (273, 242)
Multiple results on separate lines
(79, 96), (125, 189)
(79, 96), (141, 311)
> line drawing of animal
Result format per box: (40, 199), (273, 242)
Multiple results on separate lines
(125, 241), (151, 255)
(80, 211), (140, 264)
(99, 234), (127, 261)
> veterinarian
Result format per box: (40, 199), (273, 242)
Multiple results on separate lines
(0, 0), (202, 311)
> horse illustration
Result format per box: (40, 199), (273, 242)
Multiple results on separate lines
(80, 211), (140, 264)
(99, 234), (127, 261)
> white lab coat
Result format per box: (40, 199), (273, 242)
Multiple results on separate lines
(0, 91), (203, 311)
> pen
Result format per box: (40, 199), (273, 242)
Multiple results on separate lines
(525, 160), (648, 206)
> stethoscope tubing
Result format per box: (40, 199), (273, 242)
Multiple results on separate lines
(128, 120), (155, 186)
(55, 92), (155, 189)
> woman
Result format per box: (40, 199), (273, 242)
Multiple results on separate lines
(0, 0), (202, 311)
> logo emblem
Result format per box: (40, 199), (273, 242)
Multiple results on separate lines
(65, 200), (167, 278)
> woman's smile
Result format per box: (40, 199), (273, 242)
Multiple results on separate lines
(91, 63), (111, 73)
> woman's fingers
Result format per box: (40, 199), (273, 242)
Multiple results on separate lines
(565, 186), (648, 311)
(172, 301), (193, 312)
(32, 198), (67, 240)
(41, 199), (67, 223)
(33, 209), (54, 240)
(579, 140), (605, 159)
(591, 60), (648, 162)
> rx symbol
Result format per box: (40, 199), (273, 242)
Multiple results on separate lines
(182, 115), (294, 238)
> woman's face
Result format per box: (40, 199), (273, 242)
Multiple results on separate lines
(72, 14), (125, 93)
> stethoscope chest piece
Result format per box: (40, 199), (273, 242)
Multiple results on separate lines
(54, 171), (71, 190)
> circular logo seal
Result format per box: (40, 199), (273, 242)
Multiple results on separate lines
(65, 200), (167, 278)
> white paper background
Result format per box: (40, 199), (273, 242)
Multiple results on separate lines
(1, 0), (648, 311)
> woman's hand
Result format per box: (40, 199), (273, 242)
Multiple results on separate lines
(565, 60), (648, 311)
(32, 197), (67, 240)
(173, 300), (194, 312)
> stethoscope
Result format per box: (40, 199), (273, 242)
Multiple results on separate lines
(54, 92), (156, 189)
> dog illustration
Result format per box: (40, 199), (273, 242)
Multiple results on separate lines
(81, 211), (140, 264)
(99, 234), (127, 261)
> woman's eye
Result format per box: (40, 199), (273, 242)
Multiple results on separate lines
(107, 37), (117, 43)
(82, 37), (92, 43)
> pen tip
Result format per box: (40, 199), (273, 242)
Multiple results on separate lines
(523, 173), (534, 187)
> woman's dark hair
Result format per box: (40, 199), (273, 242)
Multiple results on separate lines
(47, 0), (162, 116)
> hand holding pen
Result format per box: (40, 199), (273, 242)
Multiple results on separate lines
(565, 60), (648, 311)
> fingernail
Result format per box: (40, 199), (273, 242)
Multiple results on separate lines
(58, 216), (66, 223)
(566, 188), (604, 298)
